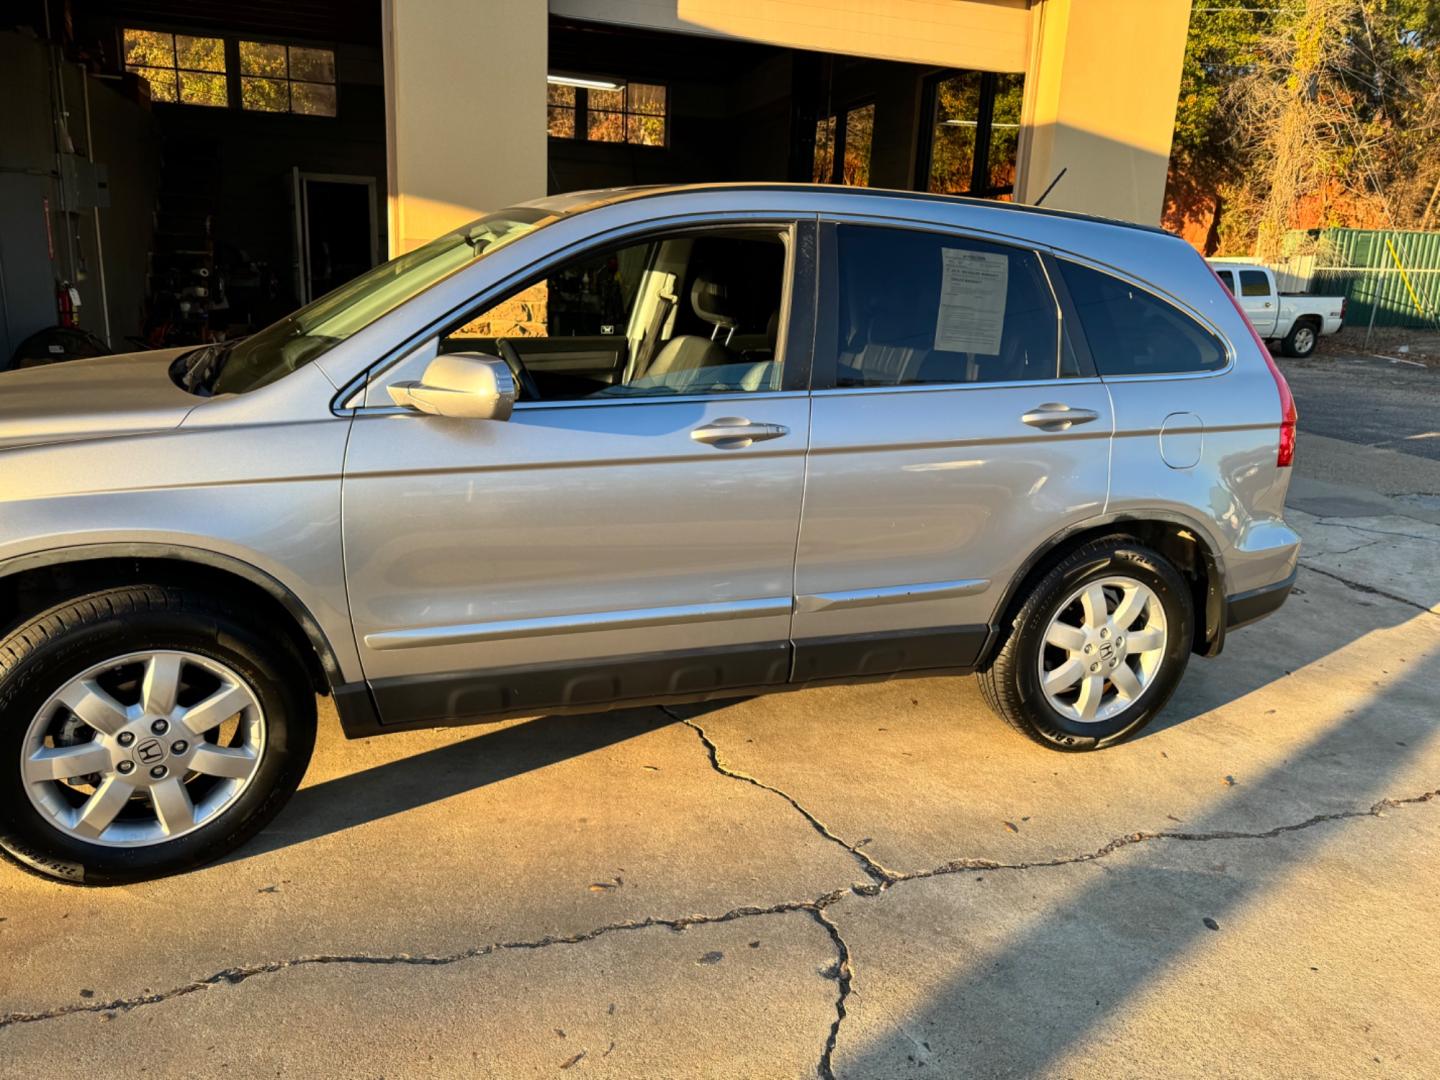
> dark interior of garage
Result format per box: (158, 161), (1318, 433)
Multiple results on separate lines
(1, 2), (1021, 366)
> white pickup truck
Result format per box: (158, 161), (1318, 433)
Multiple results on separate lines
(1207, 261), (1347, 358)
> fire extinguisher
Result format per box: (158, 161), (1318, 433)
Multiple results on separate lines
(56, 281), (82, 328)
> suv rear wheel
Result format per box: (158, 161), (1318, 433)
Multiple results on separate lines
(978, 538), (1194, 751)
(0, 586), (315, 885)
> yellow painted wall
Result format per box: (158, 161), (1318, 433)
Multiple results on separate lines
(552, 0), (1032, 72)
(382, 0), (1189, 251)
(1016, 0), (1191, 224)
(383, 0), (547, 254)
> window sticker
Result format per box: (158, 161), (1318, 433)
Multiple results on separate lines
(935, 248), (1008, 354)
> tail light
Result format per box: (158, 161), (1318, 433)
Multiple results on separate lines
(1340, 297), (1348, 321)
(1205, 262), (1297, 467)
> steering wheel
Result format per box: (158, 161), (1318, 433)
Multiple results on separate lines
(495, 338), (542, 402)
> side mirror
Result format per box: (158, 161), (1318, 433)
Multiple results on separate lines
(387, 353), (516, 420)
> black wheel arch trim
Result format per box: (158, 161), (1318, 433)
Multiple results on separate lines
(979, 510), (1229, 668)
(0, 543), (348, 689)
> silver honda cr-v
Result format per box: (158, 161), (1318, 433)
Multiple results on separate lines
(0, 184), (1299, 884)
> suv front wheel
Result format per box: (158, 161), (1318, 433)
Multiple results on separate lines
(978, 538), (1194, 750)
(0, 586), (315, 885)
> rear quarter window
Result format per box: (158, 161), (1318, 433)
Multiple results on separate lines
(1057, 260), (1228, 377)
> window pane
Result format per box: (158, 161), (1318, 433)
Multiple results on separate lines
(1218, 271), (1235, 294)
(452, 281), (551, 340)
(1240, 270), (1271, 297)
(124, 29), (174, 68)
(179, 71), (228, 106)
(589, 86), (624, 112)
(548, 105), (576, 138)
(587, 110), (625, 142)
(843, 104), (874, 187)
(927, 73), (981, 195)
(241, 76), (289, 112)
(175, 35), (225, 73)
(292, 82), (337, 116)
(129, 65), (178, 102)
(547, 83), (575, 107)
(289, 46), (335, 83)
(833, 226), (1059, 387)
(240, 41), (287, 77)
(1058, 261), (1228, 376)
(813, 116), (836, 183)
(629, 83), (665, 116)
(988, 74), (1023, 193)
(627, 113), (664, 146)
(440, 233), (788, 400)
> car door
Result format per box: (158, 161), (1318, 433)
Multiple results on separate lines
(791, 219), (1113, 680)
(341, 220), (815, 726)
(1236, 268), (1278, 336)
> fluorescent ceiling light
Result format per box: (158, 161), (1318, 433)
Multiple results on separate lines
(548, 73), (624, 90)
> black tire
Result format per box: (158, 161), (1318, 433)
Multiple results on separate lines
(977, 538), (1194, 751)
(1282, 318), (1319, 358)
(0, 586), (316, 885)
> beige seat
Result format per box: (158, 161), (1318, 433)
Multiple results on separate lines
(646, 276), (740, 378)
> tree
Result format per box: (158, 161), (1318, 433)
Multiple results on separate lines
(1167, 0), (1440, 254)
(1164, 5), (1268, 251)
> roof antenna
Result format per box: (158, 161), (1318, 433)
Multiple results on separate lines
(1034, 167), (1067, 207)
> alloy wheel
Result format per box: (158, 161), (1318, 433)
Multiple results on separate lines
(21, 651), (265, 848)
(1036, 576), (1169, 724)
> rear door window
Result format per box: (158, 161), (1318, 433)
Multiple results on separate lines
(820, 224), (1062, 388)
(1216, 270), (1236, 294)
(1239, 270), (1271, 298)
(1057, 260), (1228, 377)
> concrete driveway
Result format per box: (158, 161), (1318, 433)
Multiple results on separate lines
(3, 354), (1439, 1078)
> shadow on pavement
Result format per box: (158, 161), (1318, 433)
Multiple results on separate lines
(232, 706), (675, 862)
(839, 606), (1440, 1075)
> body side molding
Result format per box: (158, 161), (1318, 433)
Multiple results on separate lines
(363, 596), (792, 652)
(795, 578), (989, 614)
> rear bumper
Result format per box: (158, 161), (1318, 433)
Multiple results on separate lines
(1225, 567), (1297, 631)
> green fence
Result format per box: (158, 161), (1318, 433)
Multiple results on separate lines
(1310, 228), (1440, 330)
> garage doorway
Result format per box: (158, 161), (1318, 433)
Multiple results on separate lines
(290, 170), (379, 304)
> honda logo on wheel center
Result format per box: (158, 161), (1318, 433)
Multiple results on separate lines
(134, 738), (166, 766)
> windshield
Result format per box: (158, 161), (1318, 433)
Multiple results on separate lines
(201, 206), (555, 396)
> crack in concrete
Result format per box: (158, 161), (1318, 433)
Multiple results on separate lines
(1306, 538), (1388, 557)
(902, 789), (1439, 880)
(665, 706), (899, 886)
(0, 889), (851, 1031)
(2, 792), (1434, 1040)
(810, 906), (854, 1080)
(1306, 518), (1440, 545)
(1298, 561), (1440, 617)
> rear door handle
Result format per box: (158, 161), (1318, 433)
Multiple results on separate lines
(691, 417), (789, 449)
(1020, 404), (1101, 432)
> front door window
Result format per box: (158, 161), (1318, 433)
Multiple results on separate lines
(437, 229), (793, 400)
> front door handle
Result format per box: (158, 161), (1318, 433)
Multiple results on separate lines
(1020, 404), (1101, 432)
(691, 417), (789, 449)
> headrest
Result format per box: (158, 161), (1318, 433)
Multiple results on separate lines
(691, 277), (736, 330)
